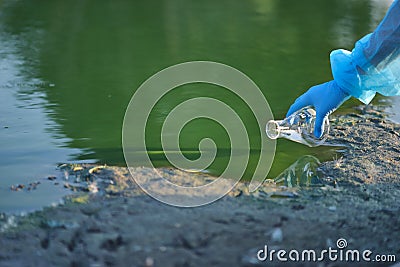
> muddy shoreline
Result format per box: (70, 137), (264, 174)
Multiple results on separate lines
(0, 105), (399, 267)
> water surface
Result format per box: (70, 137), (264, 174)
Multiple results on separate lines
(0, 0), (394, 213)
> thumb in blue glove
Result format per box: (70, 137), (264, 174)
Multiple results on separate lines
(286, 80), (350, 138)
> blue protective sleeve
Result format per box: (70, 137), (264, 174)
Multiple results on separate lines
(330, 0), (400, 104)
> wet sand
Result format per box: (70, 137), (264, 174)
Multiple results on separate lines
(0, 105), (399, 267)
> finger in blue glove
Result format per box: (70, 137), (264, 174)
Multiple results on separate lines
(286, 80), (350, 138)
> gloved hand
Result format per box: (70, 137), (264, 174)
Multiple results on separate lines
(286, 80), (350, 138)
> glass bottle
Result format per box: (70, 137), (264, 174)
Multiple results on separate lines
(266, 107), (329, 147)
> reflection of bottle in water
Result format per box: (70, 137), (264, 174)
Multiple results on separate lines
(266, 107), (329, 147)
(274, 155), (321, 187)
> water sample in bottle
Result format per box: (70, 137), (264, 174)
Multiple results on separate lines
(266, 107), (329, 147)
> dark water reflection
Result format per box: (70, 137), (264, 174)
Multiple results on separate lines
(0, 0), (392, 212)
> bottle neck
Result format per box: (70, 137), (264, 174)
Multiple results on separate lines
(266, 120), (283, 139)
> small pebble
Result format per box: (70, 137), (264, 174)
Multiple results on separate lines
(328, 206), (337, 212)
(88, 182), (99, 193)
(48, 176), (57, 181)
(10, 184), (25, 191)
(27, 181), (40, 191)
(271, 227), (283, 243)
(145, 257), (154, 267)
(73, 166), (84, 172)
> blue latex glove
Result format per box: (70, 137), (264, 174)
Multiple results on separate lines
(330, 0), (400, 104)
(286, 80), (350, 138)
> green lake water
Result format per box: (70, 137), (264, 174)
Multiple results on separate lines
(0, 0), (394, 213)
